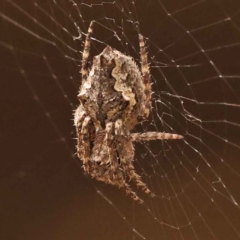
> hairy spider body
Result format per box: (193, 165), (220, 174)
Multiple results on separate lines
(74, 21), (183, 203)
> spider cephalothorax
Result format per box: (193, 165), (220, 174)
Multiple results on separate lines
(74, 21), (183, 203)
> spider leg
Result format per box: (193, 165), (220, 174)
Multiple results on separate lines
(80, 21), (94, 87)
(74, 105), (94, 172)
(125, 162), (151, 194)
(97, 121), (144, 203)
(130, 132), (183, 141)
(139, 34), (151, 120)
(122, 181), (144, 203)
(105, 122), (116, 166)
(99, 170), (144, 203)
(116, 136), (151, 195)
(114, 119), (151, 194)
(114, 119), (127, 135)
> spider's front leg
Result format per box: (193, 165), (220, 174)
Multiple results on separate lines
(80, 21), (94, 86)
(74, 104), (95, 173)
(138, 34), (152, 121)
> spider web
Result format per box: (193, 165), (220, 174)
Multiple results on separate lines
(1, 0), (240, 239)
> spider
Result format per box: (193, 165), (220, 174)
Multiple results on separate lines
(74, 21), (183, 203)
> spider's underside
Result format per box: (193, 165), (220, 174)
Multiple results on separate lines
(74, 21), (183, 203)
